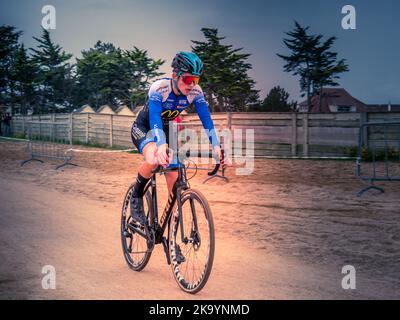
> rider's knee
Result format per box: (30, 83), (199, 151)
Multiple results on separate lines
(142, 142), (158, 167)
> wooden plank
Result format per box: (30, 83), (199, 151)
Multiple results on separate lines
(308, 120), (360, 128)
(112, 128), (131, 134)
(231, 113), (293, 120)
(231, 125), (291, 134)
(368, 112), (400, 121)
(309, 127), (359, 146)
(252, 149), (292, 157)
(231, 119), (292, 126)
(113, 114), (136, 120)
(308, 113), (361, 121)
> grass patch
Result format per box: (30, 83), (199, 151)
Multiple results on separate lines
(345, 146), (400, 161)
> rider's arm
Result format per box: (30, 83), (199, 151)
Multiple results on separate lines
(148, 91), (166, 147)
(193, 93), (220, 148)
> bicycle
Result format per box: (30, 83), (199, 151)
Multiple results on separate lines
(121, 149), (223, 294)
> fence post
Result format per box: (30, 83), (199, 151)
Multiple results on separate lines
(86, 113), (89, 144)
(110, 114), (113, 147)
(69, 113), (73, 145)
(291, 112), (297, 157)
(360, 112), (369, 148)
(227, 112), (232, 130)
(51, 113), (56, 141)
(39, 114), (41, 138)
(303, 113), (309, 157)
(22, 116), (25, 136)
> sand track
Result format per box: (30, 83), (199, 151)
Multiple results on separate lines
(0, 140), (399, 299)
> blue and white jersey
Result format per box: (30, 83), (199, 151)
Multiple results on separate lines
(146, 78), (220, 148)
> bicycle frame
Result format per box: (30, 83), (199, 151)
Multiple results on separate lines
(143, 163), (190, 246)
(127, 143), (221, 264)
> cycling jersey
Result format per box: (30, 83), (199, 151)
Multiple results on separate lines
(131, 78), (220, 154)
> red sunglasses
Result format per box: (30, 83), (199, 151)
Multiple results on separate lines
(180, 75), (200, 85)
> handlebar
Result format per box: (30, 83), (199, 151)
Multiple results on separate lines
(151, 148), (225, 176)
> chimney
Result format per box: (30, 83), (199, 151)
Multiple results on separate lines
(388, 101), (391, 112)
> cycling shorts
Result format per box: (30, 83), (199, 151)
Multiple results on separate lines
(131, 106), (172, 154)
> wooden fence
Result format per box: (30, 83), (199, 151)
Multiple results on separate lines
(10, 111), (400, 157)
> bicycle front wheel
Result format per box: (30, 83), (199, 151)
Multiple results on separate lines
(169, 189), (215, 294)
(121, 185), (153, 271)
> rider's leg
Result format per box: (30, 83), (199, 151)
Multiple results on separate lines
(132, 142), (158, 197)
(165, 171), (178, 195)
(138, 142), (158, 177)
(131, 142), (159, 223)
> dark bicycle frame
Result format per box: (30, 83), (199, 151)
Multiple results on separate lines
(128, 155), (220, 264)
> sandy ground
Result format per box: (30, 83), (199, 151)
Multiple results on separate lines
(0, 139), (399, 299)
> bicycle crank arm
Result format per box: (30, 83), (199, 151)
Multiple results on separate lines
(161, 236), (171, 265)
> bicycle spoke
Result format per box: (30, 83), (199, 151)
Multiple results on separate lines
(183, 245), (194, 283)
(121, 186), (153, 271)
(170, 189), (215, 293)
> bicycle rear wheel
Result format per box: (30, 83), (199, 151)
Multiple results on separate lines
(169, 189), (215, 294)
(121, 184), (153, 271)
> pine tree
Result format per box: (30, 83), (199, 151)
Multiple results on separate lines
(191, 28), (259, 112)
(75, 41), (122, 108)
(310, 38), (349, 112)
(75, 41), (164, 110)
(0, 25), (22, 110)
(30, 28), (73, 113)
(10, 44), (37, 114)
(277, 22), (349, 112)
(123, 47), (164, 108)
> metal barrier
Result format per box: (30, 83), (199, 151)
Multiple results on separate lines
(21, 121), (77, 170)
(356, 121), (400, 197)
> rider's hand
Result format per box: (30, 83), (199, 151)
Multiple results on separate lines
(213, 145), (227, 170)
(156, 144), (173, 168)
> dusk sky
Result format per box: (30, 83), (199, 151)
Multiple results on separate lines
(1, 0), (399, 104)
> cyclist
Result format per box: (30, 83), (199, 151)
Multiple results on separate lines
(130, 51), (224, 224)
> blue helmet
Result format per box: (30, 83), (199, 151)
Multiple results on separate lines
(171, 51), (204, 76)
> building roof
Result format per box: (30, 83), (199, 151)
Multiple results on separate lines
(299, 88), (366, 113)
(115, 105), (135, 115)
(75, 104), (95, 113)
(97, 105), (115, 114)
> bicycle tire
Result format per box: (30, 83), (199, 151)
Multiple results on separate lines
(121, 184), (153, 271)
(169, 189), (215, 294)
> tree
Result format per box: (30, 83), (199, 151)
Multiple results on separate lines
(121, 47), (164, 108)
(310, 38), (349, 111)
(10, 44), (37, 114)
(250, 86), (296, 112)
(30, 28), (74, 113)
(0, 25), (22, 110)
(277, 22), (349, 112)
(75, 41), (121, 108)
(191, 28), (260, 112)
(75, 41), (164, 109)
